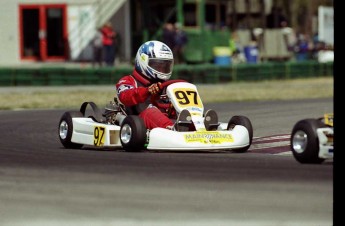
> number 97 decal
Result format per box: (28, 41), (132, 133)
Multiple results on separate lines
(173, 88), (202, 108)
(94, 126), (105, 146)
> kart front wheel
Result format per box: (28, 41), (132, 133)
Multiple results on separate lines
(228, 115), (253, 153)
(120, 115), (147, 152)
(58, 111), (84, 149)
(290, 119), (325, 164)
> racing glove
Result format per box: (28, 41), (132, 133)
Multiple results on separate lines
(148, 82), (162, 95)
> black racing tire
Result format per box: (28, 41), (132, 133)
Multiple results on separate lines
(58, 111), (84, 149)
(120, 115), (147, 152)
(227, 115), (253, 153)
(290, 119), (325, 164)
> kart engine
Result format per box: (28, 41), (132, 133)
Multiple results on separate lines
(103, 98), (126, 125)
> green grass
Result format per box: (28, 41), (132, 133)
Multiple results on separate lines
(0, 77), (333, 110)
(199, 77), (333, 102)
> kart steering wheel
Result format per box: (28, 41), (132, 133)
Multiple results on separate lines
(151, 79), (187, 111)
(160, 79), (188, 89)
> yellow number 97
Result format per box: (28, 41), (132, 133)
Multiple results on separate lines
(94, 126), (105, 146)
(174, 89), (201, 108)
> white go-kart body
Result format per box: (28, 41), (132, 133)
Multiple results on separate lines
(59, 80), (253, 152)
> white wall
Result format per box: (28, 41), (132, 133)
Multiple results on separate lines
(318, 6), (334, 46)
(68, 4), (97, 60)
(0, 1), (20, 65)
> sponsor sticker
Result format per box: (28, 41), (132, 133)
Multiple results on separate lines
(117, 84), (133, 95)
(184, 131), (233, 144)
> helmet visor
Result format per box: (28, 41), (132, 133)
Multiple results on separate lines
(148, 59), (173, 74)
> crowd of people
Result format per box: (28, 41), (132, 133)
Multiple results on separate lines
(92, 21), (188, 67)
(92, 18), (332, 67)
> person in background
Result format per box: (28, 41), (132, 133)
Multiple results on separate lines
(173, 22), (188, 64)
(229, 30), (246, 64)
(101, 22), (116, 66)
(162, 23), (175, 51)
(92, 27), (103, 67)
(115, 40), (218, 131)
(293, 33), (311, 61)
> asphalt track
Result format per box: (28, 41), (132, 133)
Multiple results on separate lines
(0, 98), (333, 226)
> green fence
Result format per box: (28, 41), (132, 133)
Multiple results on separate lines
(0, 66), (132, 86)
(173, 61), (333, 84)
(0, 60), (333, 87)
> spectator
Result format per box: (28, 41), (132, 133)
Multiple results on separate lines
(229, 31), (246, 64)
(173, 23), (188, 64)
(311, 32), (326, 60)
(162, 23), (175, 51)
(293, 33), (311, 61)
(101, 22), (117, 66)
(92, 27), (103, 67)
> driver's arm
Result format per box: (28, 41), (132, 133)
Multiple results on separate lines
(116, 76), (161, 106)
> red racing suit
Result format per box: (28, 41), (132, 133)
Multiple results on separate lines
(115, 70), (174, 130)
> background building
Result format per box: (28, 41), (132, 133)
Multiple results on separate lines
(0, 0), (130, 65)
(0, 0), (333, 65)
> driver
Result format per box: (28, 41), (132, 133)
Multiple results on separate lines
(115, 40), (191, 130)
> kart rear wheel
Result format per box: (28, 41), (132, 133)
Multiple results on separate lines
(228, 115), (253, 153)
(59, 111), (84, 149)
(120, 115), (147, 152)
(290, 119), (325, 164)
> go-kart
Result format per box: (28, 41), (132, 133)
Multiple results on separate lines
(58, 80), (253, 152)
(290, 113), (333, 164)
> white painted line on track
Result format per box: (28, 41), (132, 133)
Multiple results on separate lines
(275, 151), (292, 156)
(253, 134), (290, 141)
(250, 141), (289, 150)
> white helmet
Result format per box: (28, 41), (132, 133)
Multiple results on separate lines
(135, 40), (174, 82)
